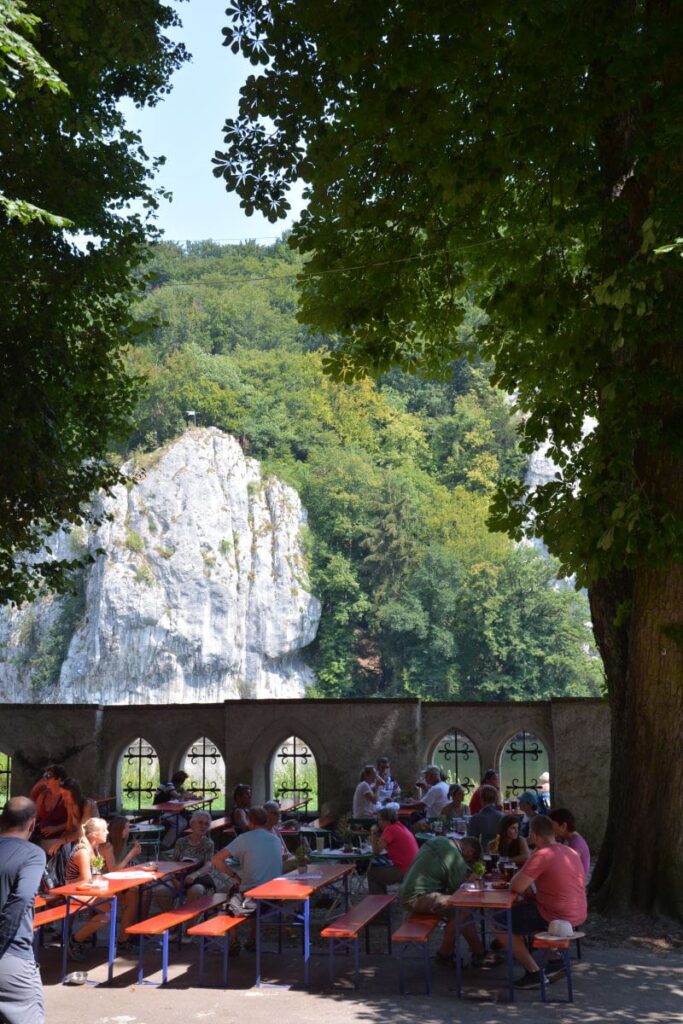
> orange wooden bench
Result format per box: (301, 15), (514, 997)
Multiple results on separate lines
(320, 894), (395, 988)
(126, 892), (227, 984)
(533, 931), (585, 1003)
(392, 914), (440, 995)
(186, 913), (247, 986)
(33, 902), (80, 959)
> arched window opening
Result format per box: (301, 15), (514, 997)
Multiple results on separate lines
(499, 730), (550, 804)
(182, 737), (226, 811)
(432, 730), (481, 795)
(118, 737), (160, 811)
(271, 736), (318, 812)
(0, 750), (11, 803)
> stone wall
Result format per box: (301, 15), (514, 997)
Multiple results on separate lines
(0, 697), (610, 848)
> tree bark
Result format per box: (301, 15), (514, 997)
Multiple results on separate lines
(590, 565), (683, 919)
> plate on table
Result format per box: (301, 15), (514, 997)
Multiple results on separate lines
(486, 881), (510, 890)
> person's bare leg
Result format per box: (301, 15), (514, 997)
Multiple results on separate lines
(73, 912), (110, 944)
(439, 912), (484, 958)
(117, 892), (138, 942)
(494, 928), (540, 972)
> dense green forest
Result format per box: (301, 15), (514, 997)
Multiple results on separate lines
(127, 240), (603, 701)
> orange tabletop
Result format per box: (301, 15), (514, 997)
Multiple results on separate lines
(448, 887), (517, 910)
(246, 862), (353, 901)
(50, 860), (199, 899)
(145, 796), (215, 814)
(278, 797), (308, 814)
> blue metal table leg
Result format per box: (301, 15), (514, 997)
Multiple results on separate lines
(506, 907), (515, 1002)
(303, 897), (311, 988)
(60, 897), (71, 983)
(455, 907), (462, 997)
(162, 931), (169, 985)
(354, 937), (360, 989)
(107, 895), (118, 983)
(424, 942), (431, 995)
(329, 936), (335, 986)
(255, 902), (262, 987)
(198, 935), (205, 985)
(138, 935), (145, 984)
(564, 948), (573, 1002)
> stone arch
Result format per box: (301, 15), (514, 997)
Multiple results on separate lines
(0, 748), (12, 802)
(430, 728), (482, 796)
(181, 736), (227, 811)
(496, 727), (552, 800)
(422, 717), (491, 777)
(244, 716), (328, 809)
(115, 736), (160, 811)
(269, 734), (319, 812)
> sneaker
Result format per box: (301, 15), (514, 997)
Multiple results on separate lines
(471, 951), (498, 968)
(68, 940), (88, 962)
(514, 969), (548, 989)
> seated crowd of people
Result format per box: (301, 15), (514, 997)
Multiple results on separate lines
(1, 757), (590, 990)
(353, 759), (589, 988)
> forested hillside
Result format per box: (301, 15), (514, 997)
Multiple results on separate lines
(127, 240), (603, 701)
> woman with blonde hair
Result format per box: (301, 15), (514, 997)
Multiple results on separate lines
(64, 818), (114, 960)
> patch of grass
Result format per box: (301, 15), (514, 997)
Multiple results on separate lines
(125, 528), (145, 553)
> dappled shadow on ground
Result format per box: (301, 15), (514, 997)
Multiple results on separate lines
(40, 940), (683, 1024)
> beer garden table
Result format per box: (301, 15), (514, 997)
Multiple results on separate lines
(50, 860), (197, 984)
(245, 863), (354, 988)
(448, 886), (517, 1002)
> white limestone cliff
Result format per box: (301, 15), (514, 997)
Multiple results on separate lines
(0, 429), (321, 703)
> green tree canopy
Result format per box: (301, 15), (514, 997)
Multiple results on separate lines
(216, 2), (683, 917)
(128, 241), (602, 705)
(0, 1), (186, 603)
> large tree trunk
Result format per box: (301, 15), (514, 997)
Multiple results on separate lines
(586, 0), (683, 920)
(590, 565), (683, 919)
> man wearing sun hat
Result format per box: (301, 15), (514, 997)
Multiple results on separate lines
(493, 814), (587, 988)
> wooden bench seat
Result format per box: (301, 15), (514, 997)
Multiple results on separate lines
(320, 895), (395, 988)
(126, 893), (227, 984)
(33, 902), (80, 959)
(187, 914), (248, 986)
(532, 931), (585, 1004)
(392, 914), (440, 995)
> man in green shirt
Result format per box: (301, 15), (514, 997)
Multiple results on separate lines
(400, 836), (488, 964)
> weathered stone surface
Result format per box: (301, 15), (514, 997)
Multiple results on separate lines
(0, 429), (320, 703)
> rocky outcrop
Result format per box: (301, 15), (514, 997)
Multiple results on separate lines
(0, 429), (320, 703)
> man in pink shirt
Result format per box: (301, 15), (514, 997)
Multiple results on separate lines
(367, 807), (419, 894)
(493, 814), (587, 988)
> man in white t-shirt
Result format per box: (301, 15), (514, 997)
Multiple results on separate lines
(402, 765), (450, 827)
(420, 766), (450, 817)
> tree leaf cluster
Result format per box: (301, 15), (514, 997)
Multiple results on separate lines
(0, 0), (187, 604)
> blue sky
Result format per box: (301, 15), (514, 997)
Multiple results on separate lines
(121, 0), (301, 244)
